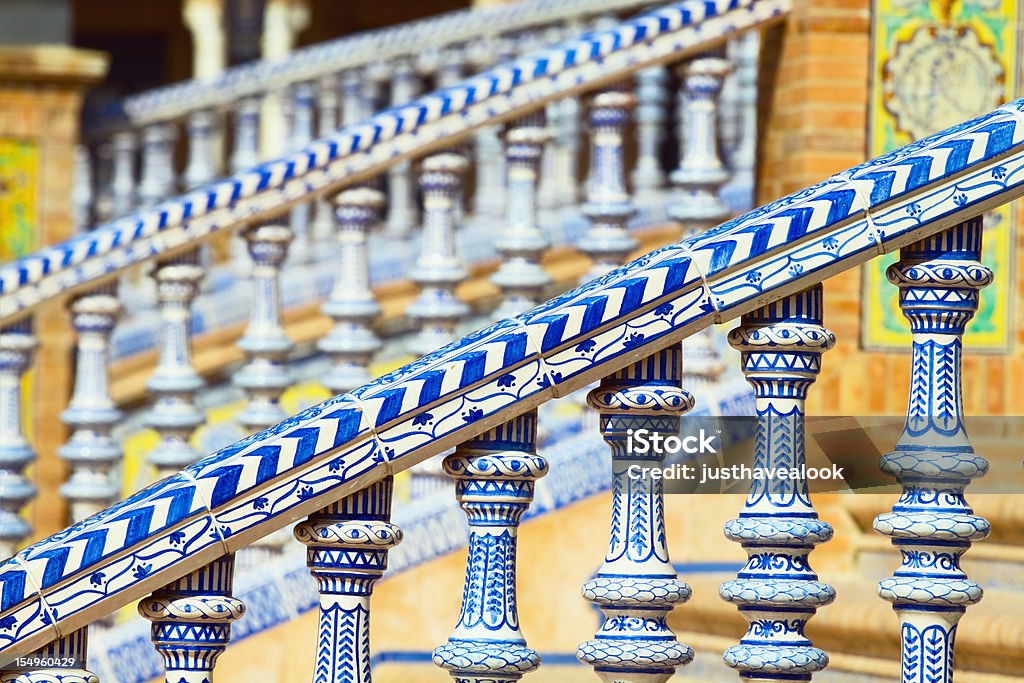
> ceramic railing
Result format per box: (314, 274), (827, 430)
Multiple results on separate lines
(3, 1), (1022, 682)
(76, 0), (662, 231)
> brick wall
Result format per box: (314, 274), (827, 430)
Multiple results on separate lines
(755, 0), (1023, 417)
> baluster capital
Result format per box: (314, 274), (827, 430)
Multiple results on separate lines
(294, 479), (401, 683)
(140, 555), (244, 683)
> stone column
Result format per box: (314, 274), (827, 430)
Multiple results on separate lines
(183, 0), (227, 81)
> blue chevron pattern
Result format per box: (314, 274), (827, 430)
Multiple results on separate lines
(0, 0), (788, 318)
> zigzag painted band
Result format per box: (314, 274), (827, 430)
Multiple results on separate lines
(94, 0), (658, 132)
(1, 0), (788, 320)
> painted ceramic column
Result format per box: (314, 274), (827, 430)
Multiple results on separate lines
(672, 49), (733, 389)
(146, 250), (206, 479)
(235, 224), (293, 433)
(72, 145), (93, 232)
(109, 131), (137, 218)
(721, 285), (836, 682)
(632, 66), (669, 203)
(313, 75), (341, 245)
(319, 187), (384, 394)
(139, 123), (177, 207)
(385, 59), (420, 238)
(230, 97), (262, 273)
(231, 96), (261, 173)
(536, 101), (562, 211)
(183, 110), (218, 189)
(669, 48), (732, 232)
(0, 320), (38, 559)
(724, 31), (761, 210)
(289, 81), (316, 263)
(874, 217), (992, 683)
(140, 554), (245, 683)
(340, 70), (364, 126)
(60, 285), (122, 523)
(577, 346), (695, 682)
(434, 411), (547, 682)
(407, 153), (469, 357)
(294, 478), (402, 683)
(491, 116), (551, 319)
(436, 48), (469, 226)
(554, 96), (582, 208)
(0, 628), (98, 683)
(578, 88), (637, 283)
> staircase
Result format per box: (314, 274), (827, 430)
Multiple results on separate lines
(1, 1), (1023, 682)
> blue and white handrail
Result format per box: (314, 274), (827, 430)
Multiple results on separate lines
(0, 0), (789, 320)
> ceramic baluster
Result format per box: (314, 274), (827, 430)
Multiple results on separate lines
(319, 188), (384, 394)
(145, 250), (206, 479)
(578, 87), (637, 282)
(721, 285), (836, 682)
(0, 320), (38, 559)
(183, 110), (218, 189)
(289, 81), (316, 263)
(59, 285), (122, 524)
(294, 478), (401, 683)
(139, 123), (177, 207)
(109, 131), (136, 218)
(632, 66), (669, 203)
(874, 217), (992, 683)
(433, 412), (547, 682)
(669, 48), (732, 232)
(492, 115), (551, 319)
(71, 145), (93, 232)
(231, 97), (261, 173)
(385, 59), (420, 239)
(139, 555), (245, 683)
(577, 346), (695, 682)
(235, 224), (293, 433)
(313, 75), (341, 245)
(407, 153), (469, 357)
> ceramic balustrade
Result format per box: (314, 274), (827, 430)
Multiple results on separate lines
(145, 250), (206, 479)
(139, 555), (244, 683)
(433, 411), (548, 682)
(874, 217), (992, 683)
(577, 345), (695, 682)
(0, 320), (37, 559)
(59, 285), (123, 524)
(294, 478), (401, 683)
(721, 285), (835, 682)
(7, 5), (1023, 681)
(318, 187), (385, 394)
(578, 86), (638, 282)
